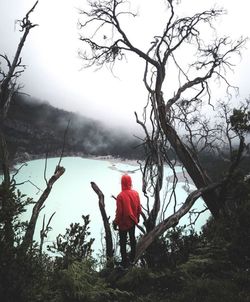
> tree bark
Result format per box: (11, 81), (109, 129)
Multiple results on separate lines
(162, 122), (220, 217)
(91, 182), (113, 262)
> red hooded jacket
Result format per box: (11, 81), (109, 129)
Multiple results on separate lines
(114, 174), (141, 231)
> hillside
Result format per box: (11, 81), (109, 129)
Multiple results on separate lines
(4, 94), (143, 164)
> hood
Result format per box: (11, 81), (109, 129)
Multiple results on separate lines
(121, 174), (132, 190)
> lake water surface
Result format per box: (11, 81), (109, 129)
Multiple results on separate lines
(12, 157), (209, 255)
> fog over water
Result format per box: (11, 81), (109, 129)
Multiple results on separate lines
(12, 157), (209, 256)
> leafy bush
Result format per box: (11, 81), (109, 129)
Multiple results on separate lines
(48, 215), (95, 269)
(0, 181), (36, 302)
(140, 226), (199, 269)
(51, 260), (132, 302)
(0, 248), (55, 302)
(202, 176), (250, 269)
(175, 278), (242, 302)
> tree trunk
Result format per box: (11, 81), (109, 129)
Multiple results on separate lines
(155, 88), (220, 218)
(163, 122), (220, 217)
(91, 182), (113, 263)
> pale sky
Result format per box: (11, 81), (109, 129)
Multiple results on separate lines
(0, 0), (250, 131)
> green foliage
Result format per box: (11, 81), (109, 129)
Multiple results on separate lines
(179, 241), (233, 279)
(0, 180), (35, 301)
(0, 165), (54, 302)
(114, 266), (183, 298)
(115, 267), (159, 293)
(50, 260), (132, 302)
(0, 247), (55, 302)
(230, 107), (250, 135)
(174, 278), (242, 302)
(141, 226), (200, 269)
(48, 214), (95, 269)
(0, 181), (33, 247)
(202, 177), (250, 269)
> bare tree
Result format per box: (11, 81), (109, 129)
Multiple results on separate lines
(0, 1), (38, 184)
(19, 165), (65, 254)
(0, 1), (67, 257)
(78, 0), (249, 260)
(0, 1), (39, 255)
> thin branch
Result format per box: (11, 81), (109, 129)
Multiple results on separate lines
(39, 211), (56, 256)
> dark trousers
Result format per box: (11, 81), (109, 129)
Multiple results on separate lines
(119, 225), (136, 267)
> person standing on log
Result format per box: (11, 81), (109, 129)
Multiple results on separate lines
(113, 174), (142, 268)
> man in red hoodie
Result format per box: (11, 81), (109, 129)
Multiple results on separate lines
(113, 174), (142, 268)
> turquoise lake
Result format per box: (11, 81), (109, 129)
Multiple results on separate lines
(10, 157), (209, 255)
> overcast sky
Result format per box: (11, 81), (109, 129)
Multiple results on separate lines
(0, 0), (250, 131)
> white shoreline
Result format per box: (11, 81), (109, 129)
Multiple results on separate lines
(12, 154), (195, 187)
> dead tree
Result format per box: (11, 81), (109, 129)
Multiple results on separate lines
(78, 0), (249, 262)
(0, 0), (38, 120)
(78, 0), (246, 220)
(19, 166), (65, 254)
(0, 2), (68, 259)
(0, 1), (38, 186)
(91, 182), (113, 262)
(0, 0), (38, 122)
(0, 1), (39, 254)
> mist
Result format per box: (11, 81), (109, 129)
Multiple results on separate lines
(0, 0), (250, 130)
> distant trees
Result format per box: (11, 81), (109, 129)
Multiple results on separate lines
(6, 94), (143, 160)
(78, 0), (250, 260)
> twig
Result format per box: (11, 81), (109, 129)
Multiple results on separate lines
(39, 211), (56, 255)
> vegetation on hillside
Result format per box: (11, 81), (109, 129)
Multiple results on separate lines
(5, 94), (143, 162)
